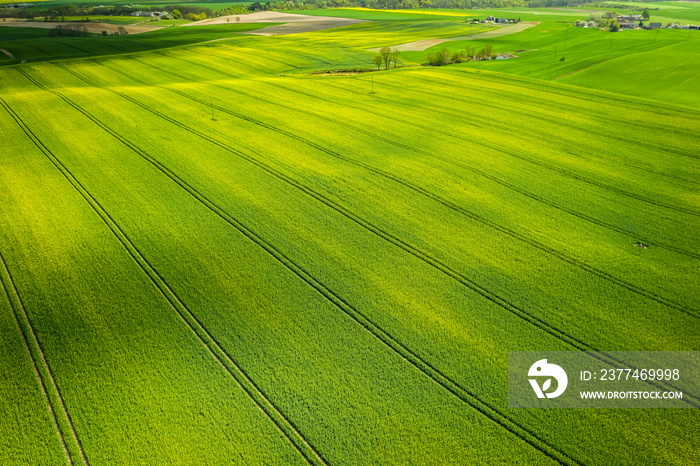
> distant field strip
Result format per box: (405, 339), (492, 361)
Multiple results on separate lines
(15, 66), (584, 464)
(57, 58), (699, 320)
(0, 248), (88, 466)
(1, 81), (326, 466)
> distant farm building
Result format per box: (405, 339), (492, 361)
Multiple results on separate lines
(486, 16), (495, 21)
(648, 22), (662, 29)
(497, 18), (507, 24)
(619, 21), (637, 30)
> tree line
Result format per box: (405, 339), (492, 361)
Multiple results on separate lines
(427, 44), (494, 66)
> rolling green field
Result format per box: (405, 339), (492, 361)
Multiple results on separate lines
(1, 6), (699, 465)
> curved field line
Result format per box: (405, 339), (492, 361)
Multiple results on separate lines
(376, 74), (700, 187)
(18, 67), (587, 464)
(273, 78), (700, 220)
(318, 76), (700, 208)
(552, 58), (615, 80)
(455, 70), (700, 160)
(61, 61), (699, 318)
(42, 65), (700, 404)
(60, 72), (700, 406)
(98, 58), (700, 263)
(432, 69), (700, 144)
(0, 249), (88, 466)
(0, 89), (326, 466)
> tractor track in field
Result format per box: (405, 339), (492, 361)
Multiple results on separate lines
(94, 58), (700, 264)
(37, 65), (700, 407)
(444, 73), (700, 145)
(1, 81), (327, 466)
(0, 248), (89, 466)
(459, 70), (700, 160)
(316, 78), (700, 217)
(76, 59), (700, 318)
(421, 70), (700, 142)
(14, 68), (586, 466)
(275, 79), (700, 220)
(375, 75), (700, 187)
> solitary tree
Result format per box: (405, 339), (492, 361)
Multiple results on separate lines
(609, 19), (620, 32)
(236, 16), (240, 23)
(172, 8), (181, 19)
(642, 8), (650, 20)
(373, 53), (383, 71)
(379, 46), (391, 70)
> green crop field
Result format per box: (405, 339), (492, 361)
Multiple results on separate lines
(1, 5), (699, 465)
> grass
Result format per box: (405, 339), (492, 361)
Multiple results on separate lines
(1, 7), (699, 465)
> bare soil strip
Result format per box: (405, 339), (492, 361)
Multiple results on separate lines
(0, 21), (161, 34)
(368, 22), (539, 52)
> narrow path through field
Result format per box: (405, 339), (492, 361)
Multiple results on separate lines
(368, 21), (539, 52)
(0, 248), (89, 465)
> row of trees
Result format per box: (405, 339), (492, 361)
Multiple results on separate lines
(427, 44), (494, 66)
(373, 46), (400, 70)
(48, 24), (89, 37)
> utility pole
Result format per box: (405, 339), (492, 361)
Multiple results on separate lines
(211, 101), (216, 121)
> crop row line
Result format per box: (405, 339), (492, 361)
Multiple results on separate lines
(0, 236), (88, 464)
(320, 76), (700, 206)
(98, 57), (700, 264)
(79, 58), (699, 318)
(452, 68), (700, 156)
(59, 58), (700, 400)
(454, 66), (700, 123)
(375, 74), (700, 187)
(271, 78), (700, 220)
(31, 65), (582, 464)
(70, 63), (700, 404)
(195, 69), (700, 261)
(415, 70), (700, 151)
(6, 73), (326, 466)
